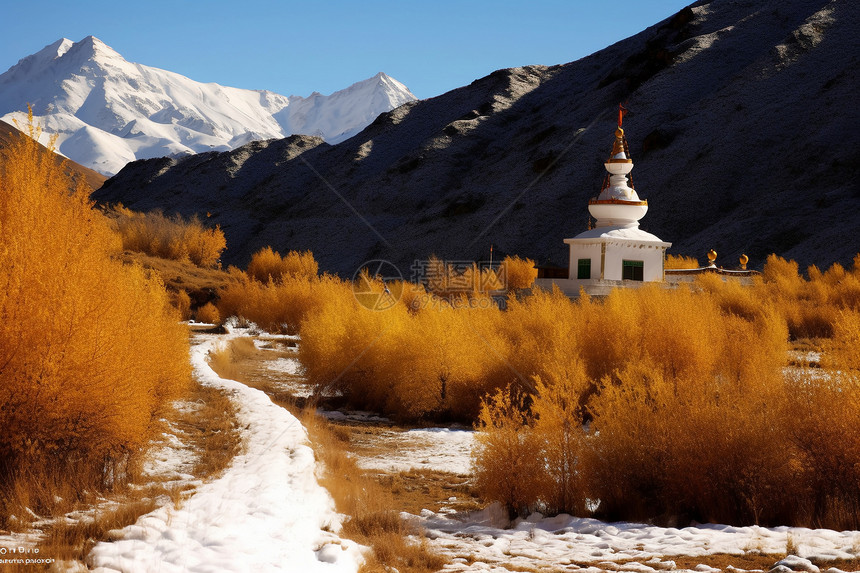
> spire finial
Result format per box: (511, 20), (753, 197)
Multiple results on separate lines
(618, 103), (627, 128)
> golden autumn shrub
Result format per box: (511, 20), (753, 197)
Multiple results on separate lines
(824, 310), (860, 371)
(472, 280), (826, 526)
(171, 289), (192, 321)
(530, 369), (591, 515)
(246, 246), (318, 283)
(472, 388), (544, 518)
(267, 242), (860, 527)
(498, 255), (537, 291)
(752, 255), (860, 340)
(0, 115), (190, 491)
(422, 256), (502, 300)
(298, 272), (508, 421)
(665, 254), (699, 269)
(107, 206), (226, 267)
(785, 368), (860, 529)
(218, 272), (347, 335)
(196, 301), (221, 325)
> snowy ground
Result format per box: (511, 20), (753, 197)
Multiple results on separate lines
(87, 331), (363, 573)
(351, 426), (475, 475)
(410, 506), (860, 573)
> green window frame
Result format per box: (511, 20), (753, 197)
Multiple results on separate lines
(577, 258), (591, 280)
(622, 259), (644, 281)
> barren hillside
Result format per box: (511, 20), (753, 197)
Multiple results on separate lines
(94, 0), (860, 275)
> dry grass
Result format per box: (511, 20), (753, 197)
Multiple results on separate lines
(372, 469), (482, 516)
(174, 382), (242, 480)
(669, 553), (860, 572)
(206, 336), (260, 383)
(116, 250), (240, 306)
(299, 410), (449, 573)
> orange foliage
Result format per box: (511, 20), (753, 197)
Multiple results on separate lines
(246, 246), (319, 283)
(107, 205), (226, 268)
(196, 302), (221, 325)
(171, 289), (192, 321)
(472, 388), (544, 518)
(0, 113), (190, 483)
(298, 273), (507, 421)
(755, 254), (860, 339)
(498, 255), (537, 291)
(665, 254), (699, 269)
(423, 256), (502, 300)
(218, 272), (344, 335)
(212, 241), (860, 527)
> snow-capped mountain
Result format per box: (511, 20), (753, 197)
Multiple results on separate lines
(0, 36), (416, 175)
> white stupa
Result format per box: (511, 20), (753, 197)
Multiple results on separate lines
(535, 113), (671, 296)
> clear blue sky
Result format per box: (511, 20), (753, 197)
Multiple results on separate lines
(2, 0), (692, 100)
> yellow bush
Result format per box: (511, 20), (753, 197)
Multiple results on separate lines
(107, 206), (225, 267)
(583, 289), (792, 525)
(0, 113), (190, 487)
(531, 367), (591, 515)
(472, 388), (544, 518)
(246, 246), (318, 283)
(824, 311), (860, 371)
(196, 302), (221, 325)
(665, 254), (699, 269)
(422, 256), (502, 300)
(219, 272), (348, 335)
(298, 273), (507, 421)
(171, 289), (192, 321)
(472, 278), (817, 525)
(786, 369), (860, 529)
(498, 255), (537, 291)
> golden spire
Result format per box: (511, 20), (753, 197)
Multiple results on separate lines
(608, 104), (632, 163)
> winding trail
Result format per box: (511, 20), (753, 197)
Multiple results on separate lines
(88, 332), (362, 573)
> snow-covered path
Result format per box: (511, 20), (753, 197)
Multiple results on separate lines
(88, 333), (363, 573)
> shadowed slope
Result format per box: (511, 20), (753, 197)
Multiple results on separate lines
(94, 0), (860, 275)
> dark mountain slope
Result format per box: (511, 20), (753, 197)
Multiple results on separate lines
(94, 0), (860, 276)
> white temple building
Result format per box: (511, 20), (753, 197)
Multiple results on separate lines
(534, 118), (671, 296)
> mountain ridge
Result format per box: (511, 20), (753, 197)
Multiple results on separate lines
(0, 36), (416, 175)
(94, 0), (860, 275)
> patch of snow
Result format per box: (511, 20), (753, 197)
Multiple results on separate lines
(410, 510), (860, 573)
(353, 426), (475, 475)
(267, 357), (302, 376)
(87, 333), (363, 572)
(141, 417), (197, 481)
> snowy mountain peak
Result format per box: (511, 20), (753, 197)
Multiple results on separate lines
(47, 37), (75, 59)
(67, 35), (123, 62)
(0, 37), (417, 175)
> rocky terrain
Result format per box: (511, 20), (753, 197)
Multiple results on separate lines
(94, 0), (859, 275)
